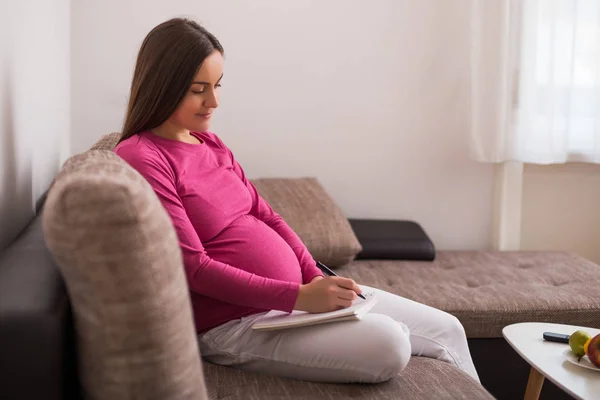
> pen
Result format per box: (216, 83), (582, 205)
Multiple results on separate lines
(316, 261), (367, 300)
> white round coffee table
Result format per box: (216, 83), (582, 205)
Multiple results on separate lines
(503, 322), (600, 400)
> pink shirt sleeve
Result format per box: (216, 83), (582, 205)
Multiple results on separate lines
(119, 145), (300, 313)
(210, 134), (324, 284)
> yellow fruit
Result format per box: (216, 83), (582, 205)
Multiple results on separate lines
(570, 330), (592, 358)
(584, 338), (592, 355)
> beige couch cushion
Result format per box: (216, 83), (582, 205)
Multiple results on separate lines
(42, 150), (207, 400)
(202, 356), (493, 400)
(340, 251), (600, 338)
(91, 134), (361, 267)
(252, 177), (362, 267)
(90, 134), (361, 267)
(90, 131), (122, 150)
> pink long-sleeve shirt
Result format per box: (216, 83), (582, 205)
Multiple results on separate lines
(114, 131), (323, 333)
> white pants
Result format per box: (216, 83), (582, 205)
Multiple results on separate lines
(199, 285), (480, 383)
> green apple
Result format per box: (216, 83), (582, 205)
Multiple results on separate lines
(569, 330), (592, 360)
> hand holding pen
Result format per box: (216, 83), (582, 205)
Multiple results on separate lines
(293, 261), (365, 313)
(316, 261), (366, 300)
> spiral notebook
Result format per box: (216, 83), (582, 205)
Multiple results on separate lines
(252, 291), (377, 331)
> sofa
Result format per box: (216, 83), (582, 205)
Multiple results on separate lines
(1, 133), (600, 400)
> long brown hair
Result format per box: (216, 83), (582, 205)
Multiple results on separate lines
(119, 18), (223, 143)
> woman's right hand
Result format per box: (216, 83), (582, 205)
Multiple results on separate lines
(294, 276), (362, 313)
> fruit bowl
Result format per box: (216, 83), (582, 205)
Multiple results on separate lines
(563, 349), (600, 372)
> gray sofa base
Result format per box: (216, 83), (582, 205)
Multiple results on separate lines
(9, 216), (595, 399)
(0, 216), (494, 399)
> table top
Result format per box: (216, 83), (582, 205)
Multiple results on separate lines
(503, 322), (600, 400)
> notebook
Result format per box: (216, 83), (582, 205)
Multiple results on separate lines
(252, 291), (377, 331)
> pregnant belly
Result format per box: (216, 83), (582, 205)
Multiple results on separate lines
(203, 215), (303, 284)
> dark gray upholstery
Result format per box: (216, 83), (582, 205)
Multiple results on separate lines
(0, 217), (80, 400)
(349, 219), (435, 261)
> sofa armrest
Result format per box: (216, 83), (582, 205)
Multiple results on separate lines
(0, 216), (80, 400)
(348, 219), (436, 261)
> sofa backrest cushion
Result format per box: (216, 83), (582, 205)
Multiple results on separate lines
(41, 150), (207, 400)
(89, 132), (361, 268)
(90, 132), (122, 151)
(252, 177), (362, 268)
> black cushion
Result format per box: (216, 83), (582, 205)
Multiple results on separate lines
(348, 219), (435, 261)
(0, 216), (81, 400)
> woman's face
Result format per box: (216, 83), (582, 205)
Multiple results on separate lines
(168, 50), (224, 133)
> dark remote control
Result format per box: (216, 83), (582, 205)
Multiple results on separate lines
(543, 332), (570, 344)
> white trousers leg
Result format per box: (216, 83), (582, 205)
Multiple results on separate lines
(199, 285), (479, 383)
(365, 285), (479, 382)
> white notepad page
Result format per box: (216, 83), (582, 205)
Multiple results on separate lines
(252, 291), (377, 331)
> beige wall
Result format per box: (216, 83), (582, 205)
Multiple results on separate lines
(521, 163), (600, 263)
(70, 0), (496, 250)
(5, 1), (596, 257)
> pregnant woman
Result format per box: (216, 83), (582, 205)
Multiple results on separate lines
(114, 17), (479, 383)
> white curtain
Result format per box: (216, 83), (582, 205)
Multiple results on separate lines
(470, 0), (600, 164)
